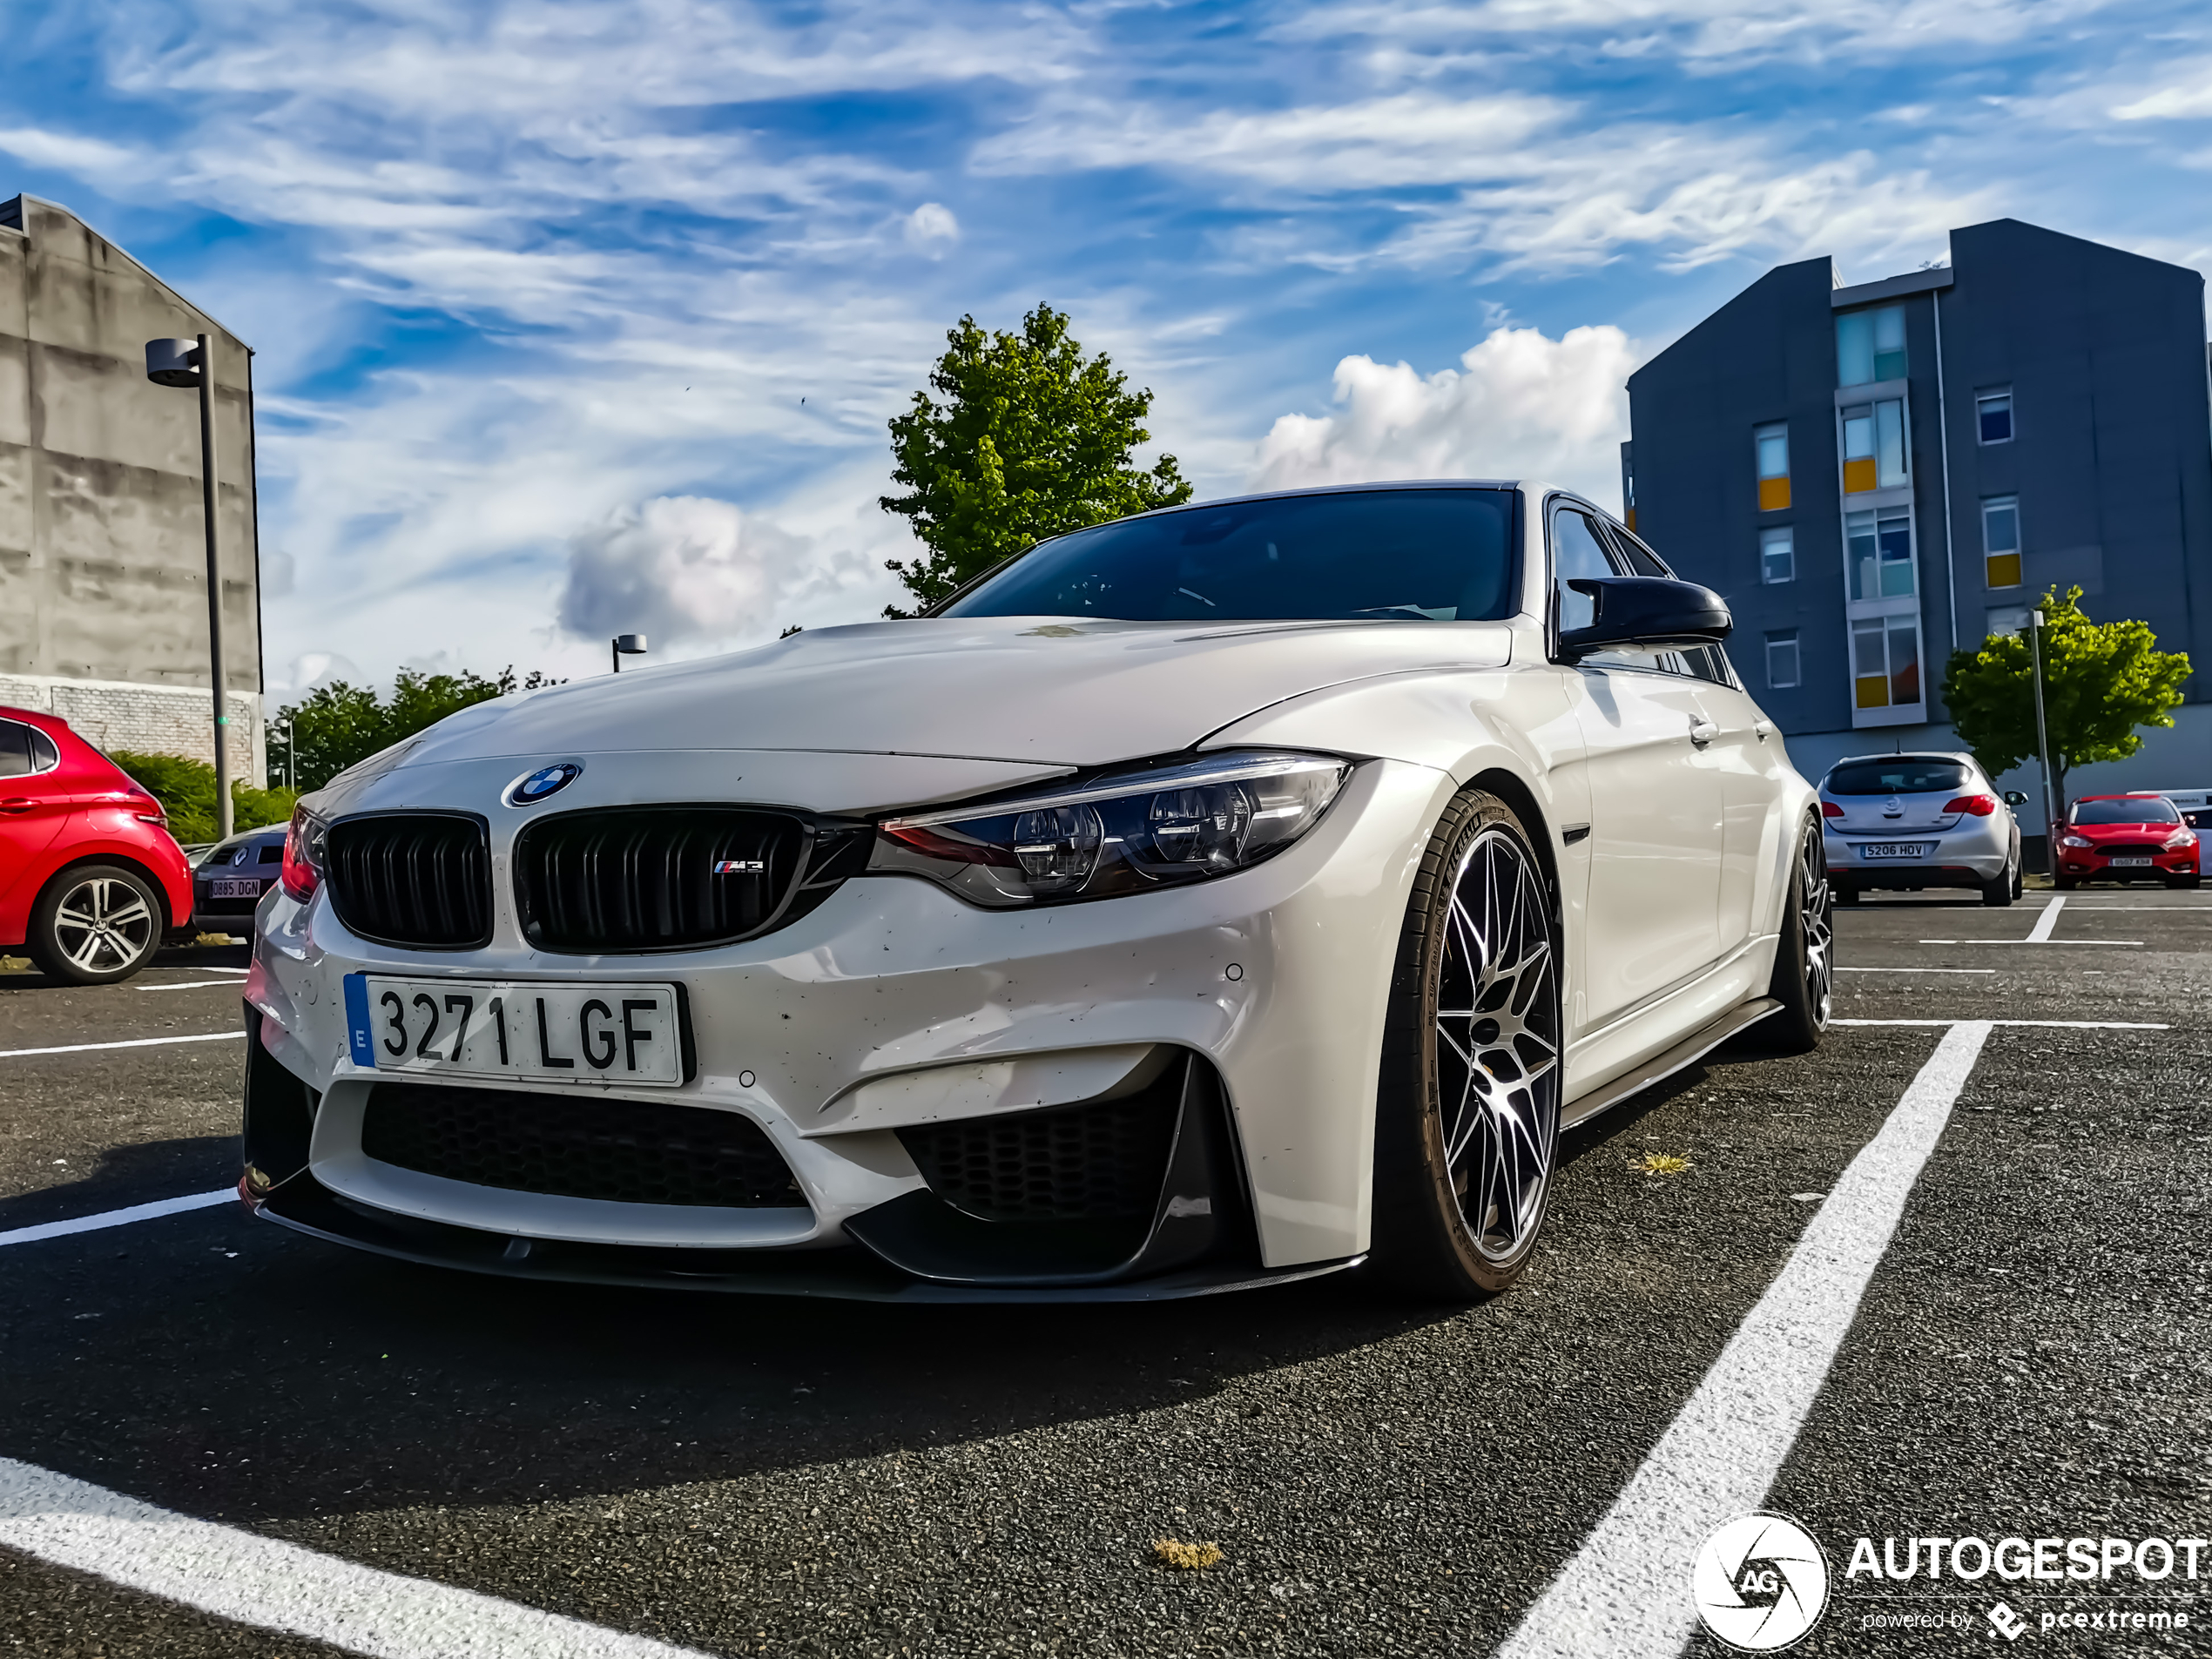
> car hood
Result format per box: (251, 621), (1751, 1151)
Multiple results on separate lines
(394, 616), (1516, 772)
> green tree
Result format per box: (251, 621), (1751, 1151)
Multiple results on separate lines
(1939, 585), (2192, 806)
(880, 303), (1192, 614)
(270, 666), (563, 792)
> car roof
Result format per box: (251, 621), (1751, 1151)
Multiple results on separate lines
(0, 704), (68, 734)
(2075, 792), (2166, 801)
(1069, 477), (1534, 528)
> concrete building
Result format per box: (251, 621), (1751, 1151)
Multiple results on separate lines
(1622, 218), (2212, 826)
(0, 193), (263, 784)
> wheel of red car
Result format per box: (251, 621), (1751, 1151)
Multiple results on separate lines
(27, 863), (164, 985)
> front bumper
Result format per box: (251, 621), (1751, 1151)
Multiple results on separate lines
(2055, 844), (2198, 882)
(244, 758), (1452, 1293)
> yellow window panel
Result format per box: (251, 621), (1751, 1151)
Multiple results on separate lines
(1855, 675), (1891, 710)
(1757, 476), (1791, 512)
(1625, 508), (1638, 532)
(1842, 457), (1878, 495)
(1986, 553), (2021, 589)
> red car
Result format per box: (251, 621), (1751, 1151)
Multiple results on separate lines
(2054, 792), (2201, 891)
(0, 705), (195, 983)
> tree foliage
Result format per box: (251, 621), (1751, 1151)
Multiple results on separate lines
(880, 303), (1192, 613)
(1939, 586), (2192, 804)
(108, 752), (296, 846)
(270, 666), (562, 793)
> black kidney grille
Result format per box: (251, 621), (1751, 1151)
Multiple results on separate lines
(899, 1096), (1178, 1224)
(324, 813), (491, 948)
(515, 807), (867, 953)
(361, 1081), (806, 1208)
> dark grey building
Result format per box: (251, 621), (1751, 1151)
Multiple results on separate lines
(1622, 218), (2212, 810)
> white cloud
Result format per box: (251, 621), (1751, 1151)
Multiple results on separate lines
(558, 496), (807, 646)
(903, 201), (961, 255)
(1249, 325), (1638, 509)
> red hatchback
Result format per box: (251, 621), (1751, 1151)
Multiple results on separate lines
(2055, 793), (2201, 891)
(0, 706), (195, 983)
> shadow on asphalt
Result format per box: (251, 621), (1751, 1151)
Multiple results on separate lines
(0, 1136), (240, 1233)
(0, 941), (252, 994)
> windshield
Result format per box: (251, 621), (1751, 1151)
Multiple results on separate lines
(941, 488), (1518, 624)
(2072, 797), (2180, 826)
(1825, 759), (1970, 796)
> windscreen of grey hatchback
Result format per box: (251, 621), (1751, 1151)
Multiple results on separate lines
(941, 489), (1517, 623)
(1827, 760), (1969, 795)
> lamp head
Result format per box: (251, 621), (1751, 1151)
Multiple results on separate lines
(145, 338), (202, 388)
(613, 633), (649, 655)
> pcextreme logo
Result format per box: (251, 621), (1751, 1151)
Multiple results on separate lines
(1692, 1513), (1831, 1651)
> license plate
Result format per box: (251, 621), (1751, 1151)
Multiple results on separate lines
(1860, 843), (1927, 860)
(209, 878), (263, 899)
(342, 975), (686, 1086)
(2108, 856), (2154, 867)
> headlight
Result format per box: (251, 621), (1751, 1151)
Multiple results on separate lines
(2060, 835), (2094, 849)
(871, 751), (1352, 907)
(2167, 829), (2197, 847)
(280, 807), (328, 901)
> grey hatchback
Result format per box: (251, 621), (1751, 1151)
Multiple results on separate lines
(1821, 752), (2027, 906)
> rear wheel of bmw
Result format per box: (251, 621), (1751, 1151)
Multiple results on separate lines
(27, 863), (164, 986)
(1369, 789), (1561, 1301)
(1752, 813), (1831, 1055)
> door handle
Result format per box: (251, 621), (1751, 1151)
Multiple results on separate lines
(0, 797), (34, 814)
(1753, 719), (1775, 742)
(1689, 721), (1718, 747)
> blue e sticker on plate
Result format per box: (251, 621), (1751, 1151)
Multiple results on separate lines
(342, 974), (377, 1068)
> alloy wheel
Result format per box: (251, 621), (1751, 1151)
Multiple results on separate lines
(52, 876), (157, 974)
(1798, 828), (1833, 1028)
(1433, 826), (1561, 1264)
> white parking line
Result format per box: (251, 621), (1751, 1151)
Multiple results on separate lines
(1498, 1022), (1993, 1657)
(1834, 968), (1993, 974)
(1833, 1018), (2168, 1028)
(0, 1190), (236, 1248)
(0, 1457), (714, 1659)
(138, 980), (255, 993)
(2026, 895), (2067, 941)
(1916, 939), (2141, 946)
(0, 1031), (244, 1061)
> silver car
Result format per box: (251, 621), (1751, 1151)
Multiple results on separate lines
(1821, 752), (2026, 906)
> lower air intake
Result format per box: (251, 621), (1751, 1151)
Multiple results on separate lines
(361, 1082), (806, 1208)
(897, 1093), (1180, 1223)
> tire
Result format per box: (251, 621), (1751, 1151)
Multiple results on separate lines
(2011, 860), (2025, 901)
(1979, 858), (2016, 907)
(1368, 789), (1561, 1301)
(1752, 813), (1831, 1055)
(2169, 874), (2201, 890)
(2055, 875), (2079, 892)
(26, 863), (165, 985)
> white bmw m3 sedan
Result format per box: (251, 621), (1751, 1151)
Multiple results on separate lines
(240, 482), (1831, 1302)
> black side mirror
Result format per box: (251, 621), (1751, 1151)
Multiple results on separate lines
(1560, 577), (1732, 659)
(2002, 790), (2028, 807)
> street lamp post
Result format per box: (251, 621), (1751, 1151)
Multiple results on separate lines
(146, 334), (233, 841)
(2028, 609), (2060, 853)
(611, 633), (649, 673)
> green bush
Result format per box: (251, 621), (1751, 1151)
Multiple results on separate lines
(108, 751), (298, 846)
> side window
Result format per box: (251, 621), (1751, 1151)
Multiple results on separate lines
(1552, 509), (1620, 634)
(0, 721), (37, 779)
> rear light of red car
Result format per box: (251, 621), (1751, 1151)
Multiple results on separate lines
(1821, 801), (1845, 818)
(280, 807), (327, 901)
(1943, 794), (1998, 816)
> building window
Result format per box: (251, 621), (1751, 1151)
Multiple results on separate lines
(1851, 616), (1923, 711)
(1755, 423), (1790, 511)
(1977, 389), (2013, 444)
(1760, 526), (1795, 583)
(1983, 496), (2021, 589)
(1986, 606), (2032, 639)
(1766, 630), (1801, 689)
(1837, 304), (1906, 386)
(1840, 398), (1907, 495)
(1846, 508), (1915, 601)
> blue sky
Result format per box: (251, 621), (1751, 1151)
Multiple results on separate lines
(3, 0), (2209, 699)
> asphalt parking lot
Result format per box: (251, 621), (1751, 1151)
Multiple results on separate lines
(2, 893), (2207, 1658)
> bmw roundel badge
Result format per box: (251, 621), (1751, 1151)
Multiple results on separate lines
(508, 760), (583, 806)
